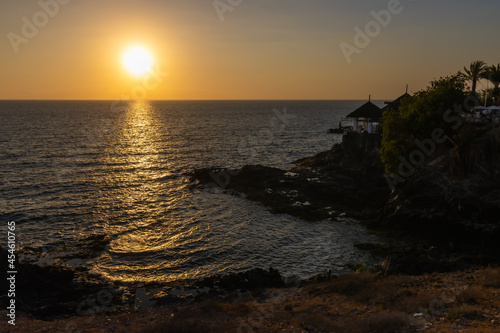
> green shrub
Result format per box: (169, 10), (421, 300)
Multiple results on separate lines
(381, 74), (467, 173)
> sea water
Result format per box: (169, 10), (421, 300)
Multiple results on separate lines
(0, 100), (382, 283)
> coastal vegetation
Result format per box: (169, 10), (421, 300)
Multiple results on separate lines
(380, 74), (467, 174)
(486, 63), (500, 97)
(378, 62), (500, 240)
(381, 60), (500, 176)
(460, 60), (488, 97)
(459, 60), (500, 101)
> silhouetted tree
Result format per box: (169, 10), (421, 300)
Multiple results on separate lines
(486, 64), (500, 99)
(460, 60), (488, 97)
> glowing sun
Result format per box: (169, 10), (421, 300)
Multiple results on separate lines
(122, 46), (154, 77)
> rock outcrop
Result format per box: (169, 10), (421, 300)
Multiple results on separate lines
(190, 144), (390, 221)
(380, 126), (500, 247)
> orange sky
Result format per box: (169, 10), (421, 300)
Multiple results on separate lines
(1, 0), (499, 100)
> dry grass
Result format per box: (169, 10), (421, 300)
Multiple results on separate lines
(147, 320), (218, 333)
(481, 267), (500, 288)
(458, 285), (484, 303)
(343, 311), (410, 333)
(445, 304), (483, 320)
(323, 272), (378, 296)
(141, 298), (236, 333)
(292, 313), (342, 332)
(143, 293), (288, 333)
(368, 275), (416, 304)
(5, 267), (500, 332)
(397, 291), (439, 313)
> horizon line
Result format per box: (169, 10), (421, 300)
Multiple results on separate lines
(0, 98), (393, 102)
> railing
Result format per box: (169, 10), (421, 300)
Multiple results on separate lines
(461, 113), (500, 124)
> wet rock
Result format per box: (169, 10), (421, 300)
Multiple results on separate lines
(355, 242), (498, 275)
(198, 267), (284, 291)
(0, 247), (129, 320)
(62, 233), (112, 259)
(353, 242), (394, 256)
(305, 270), (335, 283)
(189, 144), (390, 222)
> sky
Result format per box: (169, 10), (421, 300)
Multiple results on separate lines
(0, 0), (499, 100)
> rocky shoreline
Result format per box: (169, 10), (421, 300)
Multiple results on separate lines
(0, 244), (291, 321)
(193, 144), (500, 230)
(3, 141), (500, 325)
(190, 144), (390, 222)
(190, 142), (500, 274)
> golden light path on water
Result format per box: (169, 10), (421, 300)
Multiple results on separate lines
(82, 101), (381, 284)
(91, 101), (198, 283)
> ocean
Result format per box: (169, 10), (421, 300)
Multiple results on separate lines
(0, 100), (383, 284)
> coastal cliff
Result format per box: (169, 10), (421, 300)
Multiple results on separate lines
(191, 125), (500, 274)
(381, 125), (500, 241)
(193, 125), (500, 239)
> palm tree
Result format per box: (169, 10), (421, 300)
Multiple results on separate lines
(460, 60), (488, 97)
(486, 64), (500, 98)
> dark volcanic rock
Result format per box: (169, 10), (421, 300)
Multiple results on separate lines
(0, 247), (129, 319)
(189, 144), (390, 221)
(152, 268), (287, 307)
(355, 242), (498, 275)
(198, 267), (284, 291)
(61, 233), (112, 260)
(379, 127), (500, 243)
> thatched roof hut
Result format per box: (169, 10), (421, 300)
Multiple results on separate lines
(346, 100), (383, 121)
(381, 92), (411, 112)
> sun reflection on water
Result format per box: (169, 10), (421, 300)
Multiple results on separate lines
(91, 101), (199, 283)
(66, 101), (381, 285)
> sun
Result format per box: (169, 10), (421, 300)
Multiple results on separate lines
(122, 46), (154, 77)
